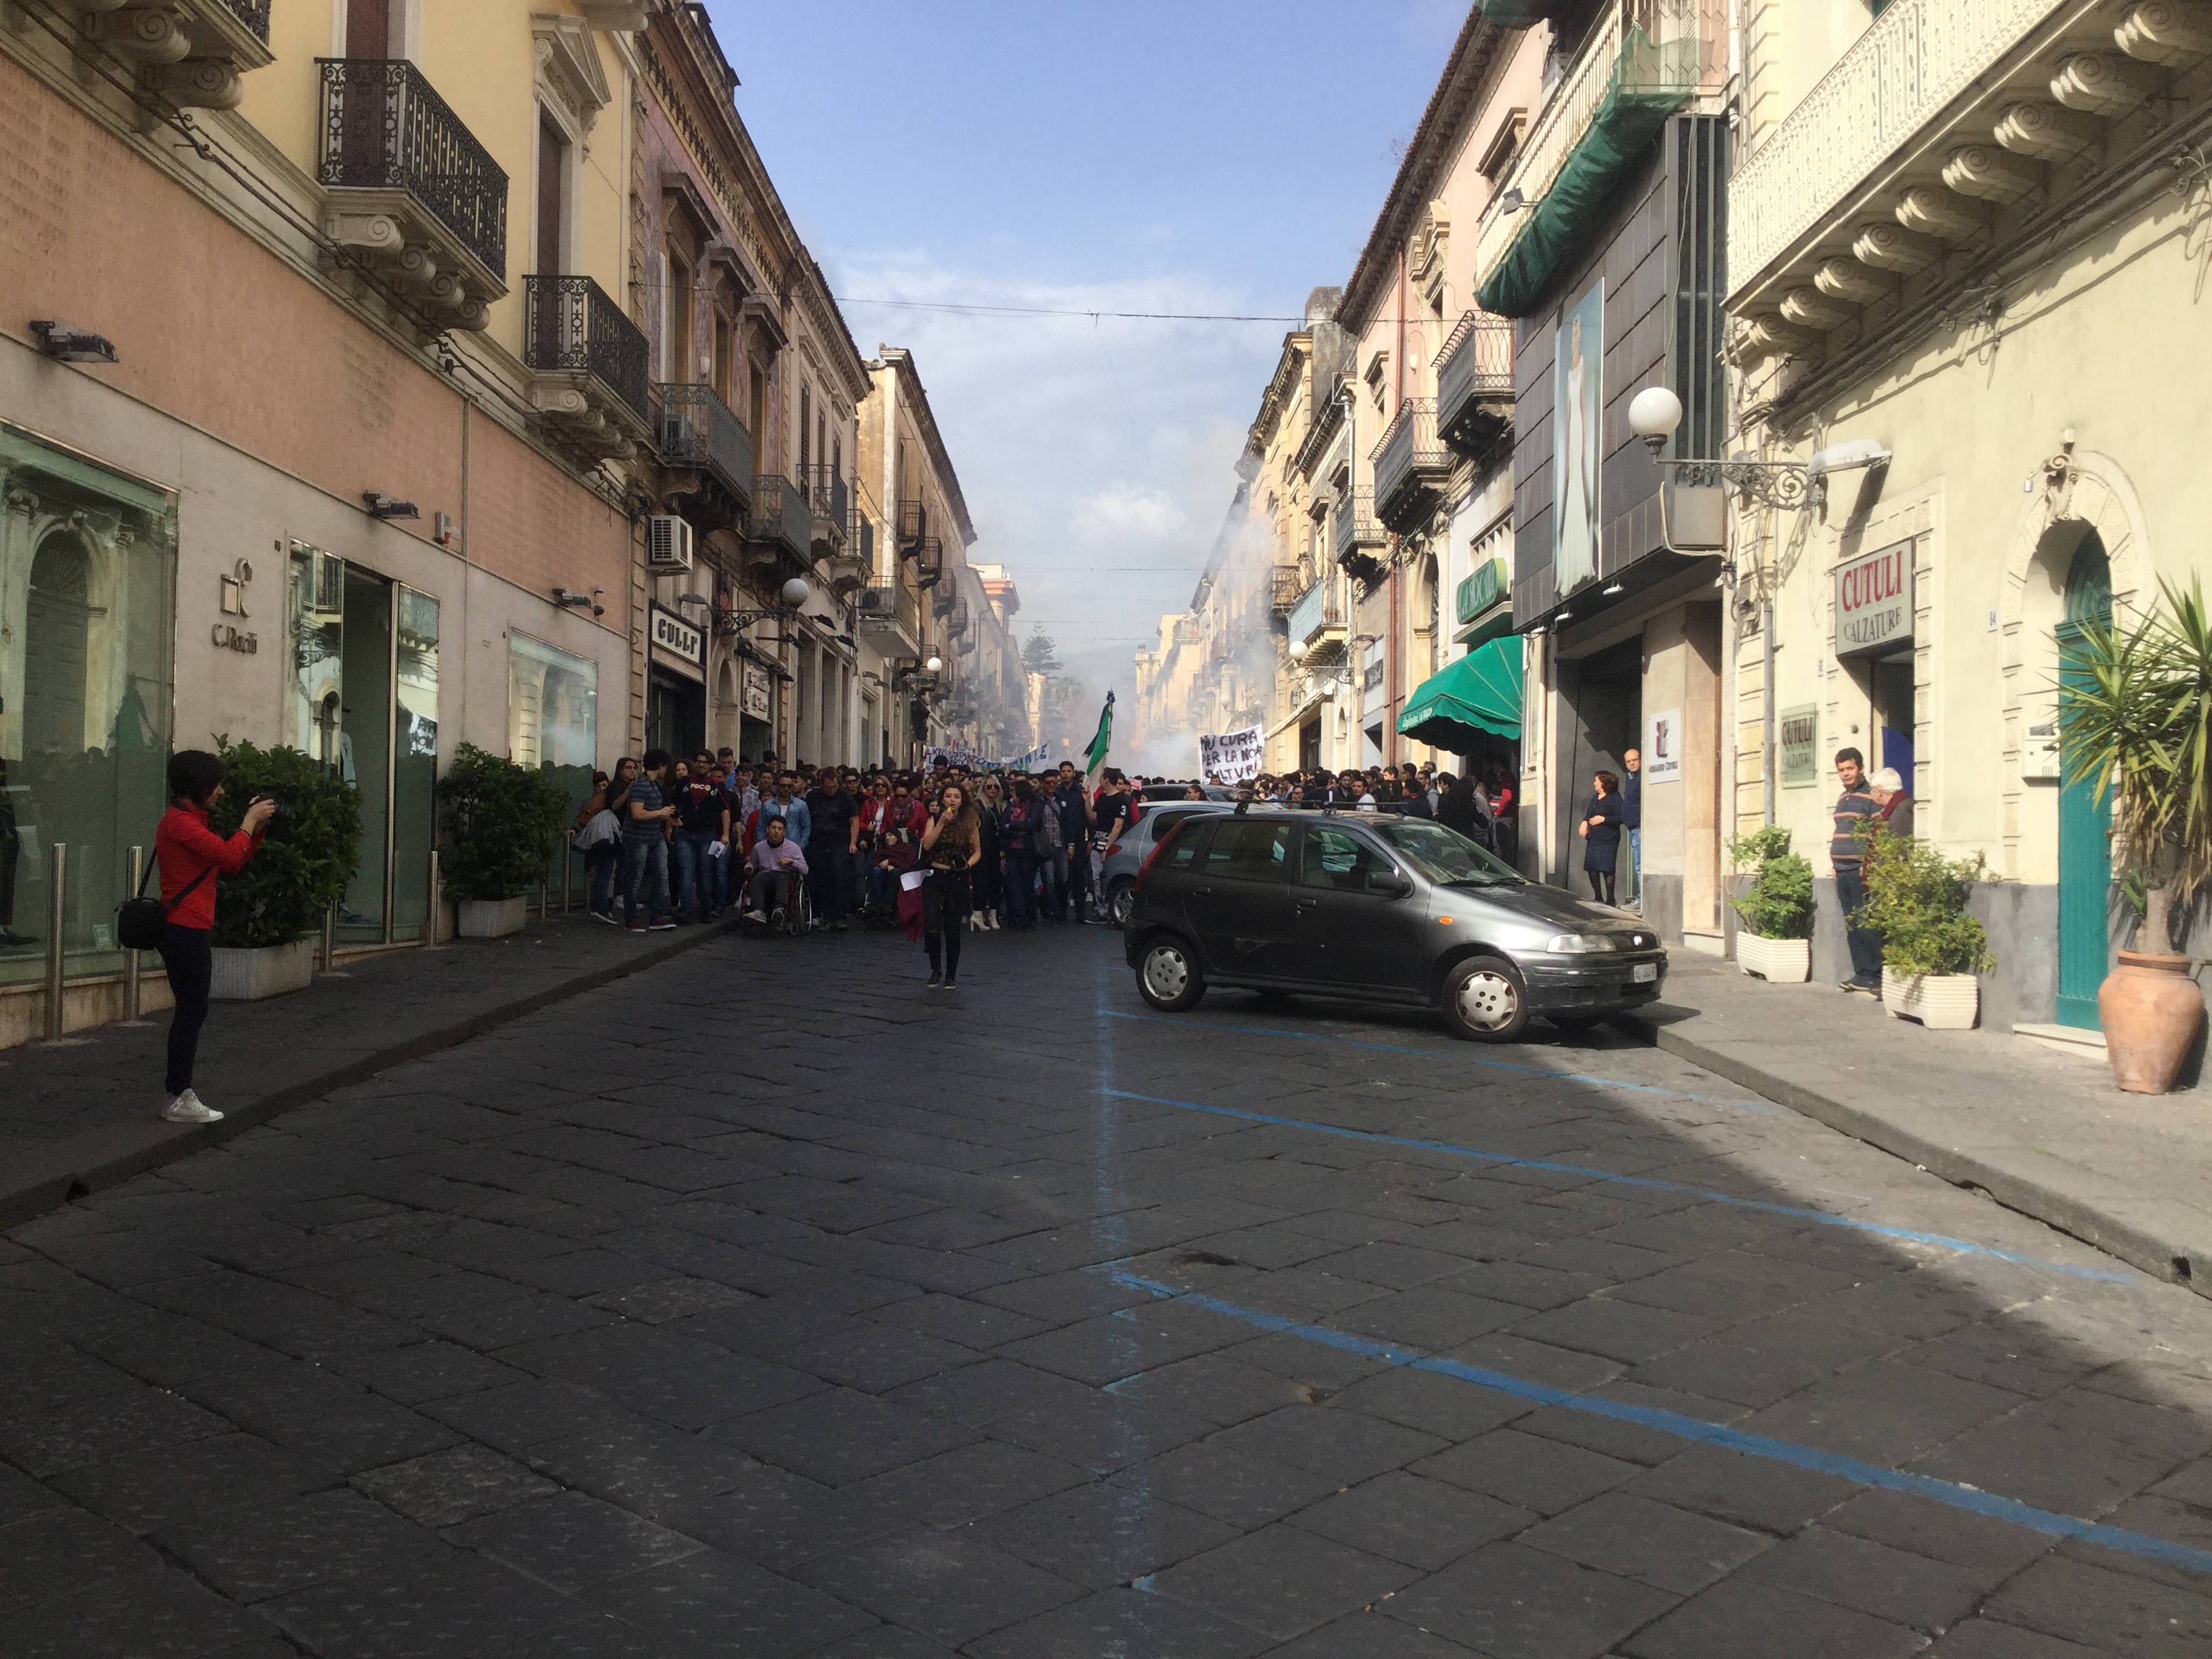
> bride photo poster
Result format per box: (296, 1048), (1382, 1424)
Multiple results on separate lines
(1552, 282), (1603, 596)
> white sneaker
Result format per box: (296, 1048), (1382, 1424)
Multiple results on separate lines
(745, 909), (767, 923)
(161, 1089), (222, 1124)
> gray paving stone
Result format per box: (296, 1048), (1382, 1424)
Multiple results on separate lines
(1521, 1492), (1768, 1593)
(1148, 1523), (1420, 1641)
(967, 1584), (1271, 1658)
(1270, 1610), (1485, 1656)
(585, 1547), (879, 1657)
(1099, 1351), (1315, 1426)
(1410, 1427), (1640, 1515)
(777, 1322), (979, 1393)
(711, 1386), (979, 1487)
(657, 1465), (895, 1572)
(179, 1364), (461, 1475)
(1736, 1524), (1995, 1631)
(260, 1547), (575, 1658)
(975, 1480), (1242, 1590)
(351, 1445), (559, 1529)
(1620, 1576), (1927, 1659)
(1505, 1297), (1729, 1366)
(1208, 1403), (1448, 1485)
(9, 1566), (270, 1659)
(1742, 1359), (2025, 1465)
(443, 1490), (701, 1593)
(1382, 1540), (1680, 1659)
(792, 1529), (1085, 1646)
(1927, 1618), (2128, 1657)
(0, 1385), (232, 1479)
(152, 1488), (442, 1603)
(1111, 1439), (1347, 1530)
(327, 1340), (531, 1406)
(51, 1433), (329, 1535)
(520, 1419), (758, 1519)
(1287, 1470), (1534, 1570)
(592, 1353), (825, 1430)
(0, 1506), (163, 1610)
(840, 1438), (1088, 1529)
(417, 1376), (643, 1454)
(1619, 1444), (1860, 1536)
(1984, 1555), (2212, 1657)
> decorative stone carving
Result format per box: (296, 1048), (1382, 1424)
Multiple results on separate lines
(83, 7), (190, 62)
(532, 13), (611, 139)
(1746, 314), (1820, 356)
(1895, 186), (1985, 242)
(1851, 220), (1941, 273)
(2050, 51), (2162, 117)
(573, 0), (649, 26)
(1994, 101), (2103, 161)
(2116, 1), (2212, 66)
(1780, 287), (1855, 330)
(1813, 256), (1897, 304)
(1942, 143), (2041, 203)
(144, 57), (243, 110)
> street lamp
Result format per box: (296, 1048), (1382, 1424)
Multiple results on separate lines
(926, 655), (943, 674)
(710, 575), (813, 638)
(1628, 385), (1888, 511)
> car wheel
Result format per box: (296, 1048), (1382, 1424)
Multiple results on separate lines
(1136, 937), (1206, 1012)
(1107, 880), (1135, 928)
(1443, 955), (1530, 1042)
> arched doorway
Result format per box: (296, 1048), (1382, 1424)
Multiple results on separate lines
(24, 535), (91, 756)
(2056, 532), (2113, 1029)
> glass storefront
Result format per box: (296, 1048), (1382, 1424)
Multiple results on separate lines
(510, 632), (598, 900)
(0, 426), (176, 985)
(288, 544), (439, 944)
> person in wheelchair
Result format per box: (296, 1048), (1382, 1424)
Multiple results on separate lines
(743, 815), (808, 931)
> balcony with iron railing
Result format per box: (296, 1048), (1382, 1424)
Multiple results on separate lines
(743, 474), (814, 573)
(1371, 401), (1450, 533)
(915, 535), (945, 589)
(1330, 491), (1387, 571)
(653, 382), (752, 526)
(1287, 577), (1346, 651)
(93, 0), (274, 100)
(525, 276), (650, 454)
(898, 499), (928, 551)
(859, 581), (924, 644)
(317, 59), (508, 321)
(1269, 565), (1305, 615)
(1434, 312), (1515, 457)
(804, 466), (850, 557)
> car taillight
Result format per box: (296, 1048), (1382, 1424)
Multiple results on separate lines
(1134, 821), (1185, 894)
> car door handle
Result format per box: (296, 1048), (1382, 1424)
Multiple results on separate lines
(1294, 898), (1319, 910)
(1191, 886), (1214, 896)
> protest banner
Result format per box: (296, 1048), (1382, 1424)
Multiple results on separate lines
(1197, 724), (1265, 783)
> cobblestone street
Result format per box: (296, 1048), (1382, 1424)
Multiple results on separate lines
(8, 923), (2212, 1656)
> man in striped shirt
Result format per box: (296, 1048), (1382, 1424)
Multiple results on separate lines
(1831, 747), (1883, 991)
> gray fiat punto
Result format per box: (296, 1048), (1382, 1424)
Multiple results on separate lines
(1122, 806), (1664, 1042)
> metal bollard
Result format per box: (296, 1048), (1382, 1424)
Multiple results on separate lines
(125, 845), (144, 1022)
(321, 904), (335, 972)
(43, 842), (66, 1042)
(424, 848), (443, 949)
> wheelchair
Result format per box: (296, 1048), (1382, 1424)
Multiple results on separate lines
(735, 865), (812, 939)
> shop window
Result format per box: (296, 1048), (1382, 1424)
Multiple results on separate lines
(510, 632), (599, 895)
(0, 425), (176, 983)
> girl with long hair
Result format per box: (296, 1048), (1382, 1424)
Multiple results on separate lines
(918, 781), (982, 989)
(971, 775), (1006, 931)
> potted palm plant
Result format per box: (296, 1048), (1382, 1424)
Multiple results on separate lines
(436, 743), (573, 938)
(205, 739), (361, 999)
(1858, 833), (1992, 1029)
(1727, 826), (1813, 982)
(2060, 577), (2212, 1092)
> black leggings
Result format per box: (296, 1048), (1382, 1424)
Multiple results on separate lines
(922, 867), (970, 978)
(1588, 867), (1617, 905)
(157, 923), (213, 1096)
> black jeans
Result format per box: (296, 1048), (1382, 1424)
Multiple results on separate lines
(1835, 865), (1883, 983)
(156, 923), (213, 1097)
(922, 867), (969, 979)
(809, 845), (851, 926)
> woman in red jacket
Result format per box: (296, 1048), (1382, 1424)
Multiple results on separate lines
(153, 750), (274, 1123)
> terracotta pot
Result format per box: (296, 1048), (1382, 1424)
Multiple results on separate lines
(2100, 949), (2206, 1094)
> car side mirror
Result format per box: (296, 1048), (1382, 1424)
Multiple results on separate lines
(1366, 869), (1414, 897)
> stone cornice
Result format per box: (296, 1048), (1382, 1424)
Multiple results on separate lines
(873, 348), (975, 546)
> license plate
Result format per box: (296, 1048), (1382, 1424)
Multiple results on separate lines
(1631, 962), (1658, 983)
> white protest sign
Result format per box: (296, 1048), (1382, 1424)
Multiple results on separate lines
(1198, 724), (1265, 783)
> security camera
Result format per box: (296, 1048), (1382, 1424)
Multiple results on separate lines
(363, 493), (420, 520)
(30, 321), (117, 363)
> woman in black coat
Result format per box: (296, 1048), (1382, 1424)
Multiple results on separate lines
(1578, 769), (1624, 905)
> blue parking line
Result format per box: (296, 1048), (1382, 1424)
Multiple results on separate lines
(1099, 1085), (2135, 1286)
(1108, 1269), (2212, 1576)
(1101, 1008), (1782, 1113)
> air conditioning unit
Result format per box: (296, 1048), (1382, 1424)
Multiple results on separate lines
(857, 586), (895, 617)
(645, 514), (694, 572)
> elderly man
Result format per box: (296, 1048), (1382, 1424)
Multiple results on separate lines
(1868, 766), (1915, 840)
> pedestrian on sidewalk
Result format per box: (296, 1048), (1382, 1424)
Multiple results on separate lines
(1870, 767), (1914, 840)
(1621, 747), (1643, 907)
(919, 781), (981, 989)
(1578, 769), (1624, 905)
(1003, 778), (1045, 931)
(971, 775), (1006, 931)
(803, 766), (857, 932)
(671, 761), (730, 924)
(578, 762), (632, 922)
(623, 750), (679, 932)
(1831, 747), (1883, 991)
(152, 750), (275, 1123)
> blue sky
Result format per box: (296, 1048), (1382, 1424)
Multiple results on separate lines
(702, 1), (1465, 752)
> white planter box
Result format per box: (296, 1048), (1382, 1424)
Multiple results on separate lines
(1882, 966), (1980, 1029)
(457, 896), (527, 939)
(209, 939), (316, 1002)
(1736, 933), (1810, 983)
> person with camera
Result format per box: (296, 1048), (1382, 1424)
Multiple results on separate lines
(152, 750), (274, 1123)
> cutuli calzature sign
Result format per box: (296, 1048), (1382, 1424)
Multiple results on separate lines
(1834, 539), (1914, 657)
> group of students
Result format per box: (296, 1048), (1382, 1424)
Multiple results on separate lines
(570, 748), (1149, 976)
(1222, 764), (1520, 859)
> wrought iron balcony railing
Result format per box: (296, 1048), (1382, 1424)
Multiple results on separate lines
(804, 466), (849, 552)
(220, 0), (272, 41)
(1330, 490), (1386, 564)
(525, 276), (649, 420)
(318, 59), (508, 280)
(655, 382), (752, 506)
(1269, 565), (1305, 615)
(898, 499), (928, 550)
(1434, 312), (1515, 456)
(915, 535), (945, 589)
(1287, 579), (1345, 649)
(744, 474), (813, 565)
(1371, 399), (1450, 533)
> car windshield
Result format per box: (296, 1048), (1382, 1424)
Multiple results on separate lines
(1374, 819), (1524, 887)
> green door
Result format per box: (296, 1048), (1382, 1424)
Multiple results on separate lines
(2055, 535), (2112, 1029)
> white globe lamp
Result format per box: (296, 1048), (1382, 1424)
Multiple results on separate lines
(1628, 386), (1683, 455)
(779, 576), (811, 608)
(925, 655), (943, 674)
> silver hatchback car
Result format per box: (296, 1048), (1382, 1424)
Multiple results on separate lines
(1097, 801), (1237, 926)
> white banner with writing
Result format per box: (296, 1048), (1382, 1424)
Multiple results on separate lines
(1198, 724), (1265, 783)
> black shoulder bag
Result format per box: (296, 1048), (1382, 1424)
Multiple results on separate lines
(116, 859), (211, 952)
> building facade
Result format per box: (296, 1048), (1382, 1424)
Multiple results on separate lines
(1723, 0), (2212, 1032)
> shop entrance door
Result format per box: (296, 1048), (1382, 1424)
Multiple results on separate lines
(289, 546), (440, 945)
(2056, 534), (2114, 1029)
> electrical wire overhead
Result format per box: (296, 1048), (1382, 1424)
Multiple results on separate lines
(834, 296), (1307, 323)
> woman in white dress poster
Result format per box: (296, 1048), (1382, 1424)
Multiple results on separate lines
(1553, 285), (1603, 594)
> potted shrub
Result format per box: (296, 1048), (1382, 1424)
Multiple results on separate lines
(1857, 832), (1993, 1029)
(1727, 825), (1813, 983)
(204, 739), (362, 1000)
(2061, 577), (2212, 1090)
(436, 743), (572, 938)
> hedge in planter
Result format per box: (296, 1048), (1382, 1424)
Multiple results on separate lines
(436, 743), (573, 902)
(203, 739), (363, 949)
(1725, 826), (1813, 940)
(1856, 832), (1994, 979)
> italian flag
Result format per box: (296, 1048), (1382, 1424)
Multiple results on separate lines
(1084, 691), (1114, 787)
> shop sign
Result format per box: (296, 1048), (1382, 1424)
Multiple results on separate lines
(1835, 539), (1914, 657)
(1456, 557), (1507, 625)
(741, 662), (772, 719)
(1644, 708), (1682, 784)
(1780, 703), (1819, 786)
(213, 556), (258, 653)
(649, 603), (703, 667)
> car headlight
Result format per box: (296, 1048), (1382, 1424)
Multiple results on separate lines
(1547, 933), (1617, 954)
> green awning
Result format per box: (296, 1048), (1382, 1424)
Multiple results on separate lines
(1479, 0), (1555, 23)
(1398, 636), (1524, 748)
(1475, 26), (1696, 319)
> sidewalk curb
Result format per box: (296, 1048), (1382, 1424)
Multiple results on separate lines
(0, 920), (743, 1234)
(1617, 1009), (2201, 1295)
